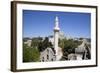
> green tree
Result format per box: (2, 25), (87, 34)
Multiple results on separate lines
(38, 37), (53, 52)
(59, 38), (82, 60)
(23, 44), (40, 62)
(31, 47), (40, 62)
(59, 39), (65, 49)
(31, 37), (43, 49)
(23, 44), (31, 62)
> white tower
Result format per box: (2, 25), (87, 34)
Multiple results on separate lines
(54, 16), (60, 60)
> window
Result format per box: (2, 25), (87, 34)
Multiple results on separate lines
(47, 55), (49, 60)
(51, 58), (53, 61)
(42, 57), (44, 62)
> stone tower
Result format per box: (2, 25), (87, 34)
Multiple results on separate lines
(54, 16), (60, 60)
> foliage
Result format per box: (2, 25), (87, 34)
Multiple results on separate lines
(31, 37), (43, 48)
(59, 38), (82, 60)
(58, 39), (65, 50)
(23, 37), (53, 62)
(38, 37), (53, 51)
(23, 44), (40, 62)
(23, 37), (31, 42)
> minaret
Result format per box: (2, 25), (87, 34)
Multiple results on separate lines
(54, 16), (60, 60)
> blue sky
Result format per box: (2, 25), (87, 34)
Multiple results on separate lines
(23, 10), (91, 38)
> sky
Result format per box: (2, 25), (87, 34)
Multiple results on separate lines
(23, 10), (91, 38)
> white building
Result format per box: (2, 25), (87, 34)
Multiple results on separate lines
(24, 39), (32, 47)
(40, 16), (63, 62)
(54, 16), (62, 60)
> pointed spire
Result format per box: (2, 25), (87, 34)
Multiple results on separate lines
(55, 16), (59, 27)
(55, 16), (58, 22)
(54, 16), (60, 31)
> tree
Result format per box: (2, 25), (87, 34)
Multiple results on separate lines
(59, 39), (65, 50)
(31, 47), (40, 62)
(23, 44), (31, 62)
(60, 39), (78, 58)
(59, 38), (83, 60)
(79, 37), (83, 40)
(39, 37), (53, 51)
(31, 37), (43, 48)
(23, 37), (31, 42)
(23, 44), (40, 62)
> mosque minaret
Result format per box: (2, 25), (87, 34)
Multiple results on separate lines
(54, 16), (60, 60)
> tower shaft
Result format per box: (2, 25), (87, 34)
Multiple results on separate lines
(54, 31), (59, 56)
(54, 16), (60, 60)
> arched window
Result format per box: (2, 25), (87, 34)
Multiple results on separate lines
(47, 55), (49, 60)
(51, 58), (53, 61)
(42, 57), (44, 62)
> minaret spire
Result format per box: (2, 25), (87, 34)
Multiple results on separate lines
(54, 16), (60, 60)
(54, 16), (60, 31)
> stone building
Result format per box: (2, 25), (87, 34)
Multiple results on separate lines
(40, 48), (56, 62)
(67, 39), (91, 60)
